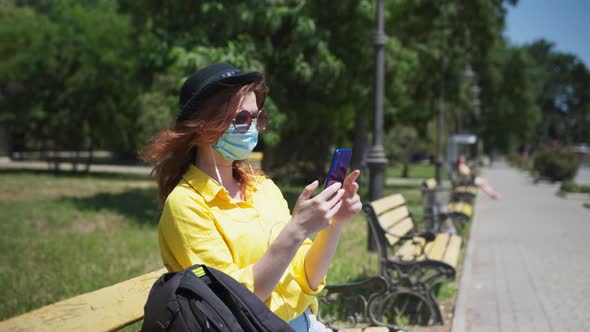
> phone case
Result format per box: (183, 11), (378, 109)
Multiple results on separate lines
(324, 148), (353, 189)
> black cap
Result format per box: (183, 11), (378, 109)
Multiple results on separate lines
(177, 63), (263, 123)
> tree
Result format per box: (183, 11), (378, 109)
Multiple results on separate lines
(474, 40), (543, 152)
(0, 0), (139, 169)
(525, 40), (590, 146)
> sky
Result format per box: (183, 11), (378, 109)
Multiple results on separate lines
(504, 0), (590, 67)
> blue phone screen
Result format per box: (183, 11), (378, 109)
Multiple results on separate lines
(324, 148), (352, 189)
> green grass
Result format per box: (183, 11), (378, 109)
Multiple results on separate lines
(0, 170), (438, 327)
(0, 171), (162, 320)
(560, 180), (590, 194)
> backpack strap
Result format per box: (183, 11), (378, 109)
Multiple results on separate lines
(142, 272), (184, 331)
(204, 266), (294, 332)
(177, 271), (244, 331)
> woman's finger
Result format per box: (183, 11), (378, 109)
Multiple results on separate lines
(347, 182), (359, 196)
(348, 196), (361, 209)
(326, 200), (344, 219)
(342, 170), (360, 189)
(325, 188), (345, 208)
(297, 180), (319, 205)
(350, 201), (362, 212)
(315, 181), (342, 200)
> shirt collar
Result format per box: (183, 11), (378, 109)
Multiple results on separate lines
(182, 164), (225, 202)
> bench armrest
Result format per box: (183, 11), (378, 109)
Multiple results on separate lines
(389, 230), (435, 243)
(323, 275), (389, 295)
(400, 230), (436, 242)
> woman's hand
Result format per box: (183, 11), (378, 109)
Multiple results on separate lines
(291, 181), (345, 238)
(332, 170), (362, 225)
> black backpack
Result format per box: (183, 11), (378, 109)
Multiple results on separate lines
(141, 264), (294, 332)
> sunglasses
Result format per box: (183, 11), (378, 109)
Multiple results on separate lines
(232, 108), (269, 133)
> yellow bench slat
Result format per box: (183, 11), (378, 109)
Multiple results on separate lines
(448, 202), (473, 217)
(424, 178), (437, 189)
(371, 194), (405, 215)
(380, 206), (410, 230)
(426, 233), (450, 261)
(442, 235), (462, 268)
(395, 237), (426, 261)
(454, 186), (477, 195)
(0, 268), (167, 332)
(384, 217), (414, 247)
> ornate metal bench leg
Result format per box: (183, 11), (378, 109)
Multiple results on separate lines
(426, 288), (444, 324)
(379, 262), (455, 326)
(374, 287), (439, 326)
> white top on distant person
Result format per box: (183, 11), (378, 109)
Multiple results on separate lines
(457, 155), (501, 199)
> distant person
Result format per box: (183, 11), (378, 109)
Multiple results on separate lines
(457, 155), (501, 199)
(143, 63), (361, 331)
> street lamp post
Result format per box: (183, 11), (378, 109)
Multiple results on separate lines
(367, 0), (388, 251)
(435, 53), (445, 184)
(367, 0), (388, 201)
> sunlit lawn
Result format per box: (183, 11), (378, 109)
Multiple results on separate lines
(0, 168), (429, 323)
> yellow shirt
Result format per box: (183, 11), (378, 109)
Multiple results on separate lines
(158, 165), (325, 321)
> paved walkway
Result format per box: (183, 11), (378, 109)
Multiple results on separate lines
(0, 160), (151, 174)
(452, 161), (590, 332)
(576, 159), (590, 185)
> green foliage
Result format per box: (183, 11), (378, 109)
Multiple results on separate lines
(476, 41), (543, 152)
(1, 0), (588, 168)
(384, 125), (418, 164)
(560, 180), (590, 194)
(134, 74), (178, 147)
(436, 282), (457, 300)
(525, 40), (590, 146)
(0, 0), (139, 157)
(533, 146), (581, 181)
(507, 153), (532, 171)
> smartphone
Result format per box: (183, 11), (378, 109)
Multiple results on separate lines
(324, 148), (353, 189)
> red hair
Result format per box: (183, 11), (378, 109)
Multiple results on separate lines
(142, 80), (269, 206)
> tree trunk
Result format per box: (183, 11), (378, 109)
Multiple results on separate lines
(85, 134), (94, 174)
(73, 149), (80, 173)
(52, 142), (60, 174)
(401, 160), (409, 178)
(0, 125), (10, 160)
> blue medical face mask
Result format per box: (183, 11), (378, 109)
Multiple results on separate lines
(211, 121), (259, 161)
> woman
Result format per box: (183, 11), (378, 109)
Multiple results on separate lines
(143, 63), (362, 331)
(457, 155), (501, 199)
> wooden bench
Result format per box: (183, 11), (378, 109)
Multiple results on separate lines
(362, 193), (463, 325)
(0, 271), (404, 331)
(0, 269), (167, 331)
(422, 178), (474, 228)
(448, 172), (478, 203)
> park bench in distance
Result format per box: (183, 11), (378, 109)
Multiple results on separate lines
(448, 172), (478, 204)
(0, 270), (405, 331)
(362, 193), (463, 325)
(422, 178), (474, 228)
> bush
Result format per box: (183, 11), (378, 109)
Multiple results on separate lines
(560, 180), (590, 194)
(507, 153), (531, 170)
(533, 147), (580, 181)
